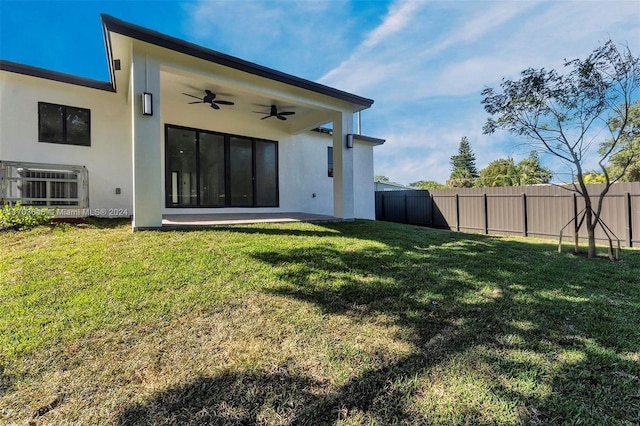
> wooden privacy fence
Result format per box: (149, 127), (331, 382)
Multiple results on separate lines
(375, 182), (640, 248)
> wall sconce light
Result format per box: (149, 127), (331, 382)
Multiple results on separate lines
(346, 133), (354, 149)
(142, 92), (153, 116)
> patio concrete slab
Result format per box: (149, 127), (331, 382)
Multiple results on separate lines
(162, 212), (345, 228)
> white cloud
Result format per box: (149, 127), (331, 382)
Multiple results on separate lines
(183, 0), (357, 78)
(319, 1), (537, 94)
(323, 1), (639, 99)
(361, 0), (422, 50)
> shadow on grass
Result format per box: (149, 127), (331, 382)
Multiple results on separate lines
(118, 367), (327, 425)
(50, 217), (131, 230)
(116, 221), (640, 425)
(167, 224), (342, 238)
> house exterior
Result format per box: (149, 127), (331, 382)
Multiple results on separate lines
(0, 15), (384, 230)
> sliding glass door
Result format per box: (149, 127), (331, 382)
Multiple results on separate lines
(165, 125), (278, 208)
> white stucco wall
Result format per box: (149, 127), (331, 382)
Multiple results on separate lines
(353, 139), (375, 220)
(0, 71), (132, 216)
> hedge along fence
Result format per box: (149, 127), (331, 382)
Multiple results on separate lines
(375, 182), (640, 248)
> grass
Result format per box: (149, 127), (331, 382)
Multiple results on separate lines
(1, 219), (639, 425)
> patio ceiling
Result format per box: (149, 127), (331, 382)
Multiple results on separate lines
(160, 70), (336, 134)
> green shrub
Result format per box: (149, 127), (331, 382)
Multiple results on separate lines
(0, 202), (56, 230)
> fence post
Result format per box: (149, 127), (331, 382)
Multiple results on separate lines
(455, 194), (460, 232)
(403, 192), (408, 224)
(626, 192), (633, 247)
(483, 193), (489, 234)
(522, 193), (528, 237)
(573, 193), (579, 252)
(429, 192), (434, 227)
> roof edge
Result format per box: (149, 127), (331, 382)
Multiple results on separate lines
(100, 14), (374, 109)
(354, 134), (385, 146)
(0, 60), (115, 92)
(311, 128), (385, 146)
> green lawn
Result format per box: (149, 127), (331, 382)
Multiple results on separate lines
(1, 219), (639, 425)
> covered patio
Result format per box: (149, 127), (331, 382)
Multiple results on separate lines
(98, 15), (377, 231)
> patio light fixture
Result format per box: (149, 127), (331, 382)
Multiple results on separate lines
(346, 133), (354, 149)
(142, 92), (153, 116)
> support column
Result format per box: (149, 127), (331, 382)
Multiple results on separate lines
(131, 49), (162, 230)
(332, 110), (354, 219)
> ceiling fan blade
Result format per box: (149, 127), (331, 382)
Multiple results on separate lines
(188, 101), (203, 104)
(261, 115), (272, 120)
(183, 93), (203, 100)
(277, 115), (287, 121)
(210, 102), (220, 110)
(253, 111), (269, 114)
(279, 111), (295, 116)
(214, 100), (234, 105)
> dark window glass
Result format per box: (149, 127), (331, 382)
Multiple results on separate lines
(38, 103), (64, 143)
(255, 140), (277, 206)
(38, 102), (90, 146)
(328, 146), (334, 177)
(66, 107), (90, 145)
(199, 132), (225, 207)
(229, 137), (254, 207)
(166, 128), (197, 206)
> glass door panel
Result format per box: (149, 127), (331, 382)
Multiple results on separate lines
(166, 127), (197, 206)
(255, 140), (277, 206)
(229, 137), (253, 206)
(199, 132), (225, 207)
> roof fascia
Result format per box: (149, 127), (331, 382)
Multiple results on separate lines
(101, 17), (117, 92)
(100, 14), (374, 110)
(0, 60), (114, 92)
(354, 134), (385, 146)
(311, 128), (385, 146)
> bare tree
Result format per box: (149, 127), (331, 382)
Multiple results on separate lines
(482, 40), (639, 258)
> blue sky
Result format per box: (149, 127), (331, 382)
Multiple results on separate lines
(1, 0), (639, 185)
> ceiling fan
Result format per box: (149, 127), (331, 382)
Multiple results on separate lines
(253, 105), (295, 120)
(183, 90), (234, 110)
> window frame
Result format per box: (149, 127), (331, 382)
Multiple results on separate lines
(38, 102), (91, 147)
(164, 124), (279, 208)
(327, 146), (334, 177)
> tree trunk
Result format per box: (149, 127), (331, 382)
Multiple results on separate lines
(585, 207), (597, 258)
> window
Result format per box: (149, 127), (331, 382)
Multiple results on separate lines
(165, 125), (278, 208)
(327, 146), (333, 177)
(38, 102), (90, 146)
